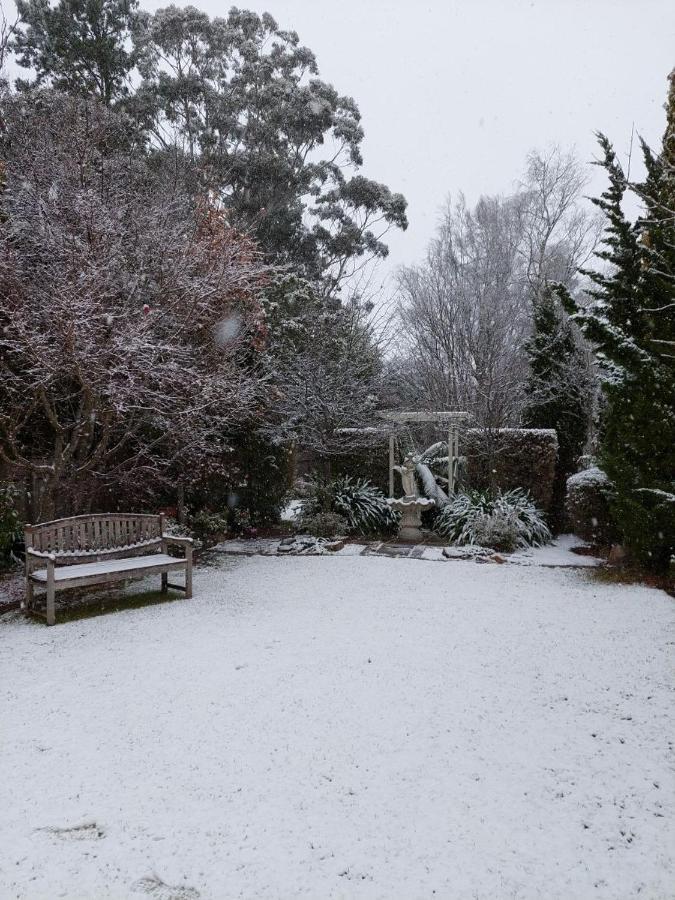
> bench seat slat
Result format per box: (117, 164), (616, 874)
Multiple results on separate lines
(30, 553), (185, 584)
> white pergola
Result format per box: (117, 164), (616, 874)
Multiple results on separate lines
(377, 410), (470, 496)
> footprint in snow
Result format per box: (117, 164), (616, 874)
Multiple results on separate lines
(37, 821), (105, 841)
(131, 874), (200, 900)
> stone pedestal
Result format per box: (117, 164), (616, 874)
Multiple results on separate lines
(387, 496), (435, 542)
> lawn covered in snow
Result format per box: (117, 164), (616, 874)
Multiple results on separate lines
(1, 555), (673, 899)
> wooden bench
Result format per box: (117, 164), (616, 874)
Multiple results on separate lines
(24, 513), (193, 625)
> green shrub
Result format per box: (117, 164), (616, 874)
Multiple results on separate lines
(183, 433), (292, 530)
(190, 510), (229, 547)
(332, 476), (399, 534)
(298, 475), (398, 536)
(331, 447), (390, 495)
(0, 484), (21, 564)
(435, 488), (551, 551)
(297, 510), (349, 538)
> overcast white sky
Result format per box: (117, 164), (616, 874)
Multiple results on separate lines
(8, 0), (675, 285)
(163, 0), (674, 283)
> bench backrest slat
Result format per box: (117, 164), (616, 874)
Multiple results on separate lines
(25, 513), (163, 562)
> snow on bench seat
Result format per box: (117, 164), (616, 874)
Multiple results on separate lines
(30, 553), (184, 583)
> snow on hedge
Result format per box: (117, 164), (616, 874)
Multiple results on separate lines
(567, 466), (611, 490)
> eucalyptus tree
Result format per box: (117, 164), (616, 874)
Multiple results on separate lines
(130, 6), (407, 293)
(9, 3), (407, 292)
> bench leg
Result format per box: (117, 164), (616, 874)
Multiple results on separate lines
(185, 547), (193, 599)
(161, 573), (168, 594)
(25, 578), (34, 612)
(46, 567), (56, 626)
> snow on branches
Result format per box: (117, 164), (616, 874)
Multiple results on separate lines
(0, 92), (271, 517)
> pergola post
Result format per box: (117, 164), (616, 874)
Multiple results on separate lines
(448, 426), (454, 495)
(388, 433), (395, 497)
(449, 426), (459, 494)
(455, 429), (460, 485)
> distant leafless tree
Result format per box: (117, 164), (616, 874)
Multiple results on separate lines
(518, 145), (602, 296)
(393, 147), (600, 428)
(395, 192), (530, 426)
(0, 1), (19, 75)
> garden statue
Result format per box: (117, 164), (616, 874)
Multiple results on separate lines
(394, 454), (419, 498)
(388, 452), (434, 542)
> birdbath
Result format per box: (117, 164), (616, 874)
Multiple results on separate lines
(387, 454), (435, 542)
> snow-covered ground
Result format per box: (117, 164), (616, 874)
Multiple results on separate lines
(1, 555), (673, 900)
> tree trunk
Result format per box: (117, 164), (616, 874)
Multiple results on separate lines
(177, 483), (186, 525)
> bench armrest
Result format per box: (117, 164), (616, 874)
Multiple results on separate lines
(26, 547), (56, 575)
(26, 548), (56, 561)
(164, 535), (193, 547)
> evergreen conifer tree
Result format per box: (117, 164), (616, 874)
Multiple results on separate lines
(558, 71), (675, 571)
(12, 0), (138, 105)
(522, 288), (593, 530)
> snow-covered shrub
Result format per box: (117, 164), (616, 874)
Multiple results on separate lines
(190, 510), (230, 548)
(297, 511), (349, 538)
(331, 476), (399, 535)
(469, 511), (521, 552)
(163, 517), (193, 539)
(229, 506), (259, 536)
(435, 489), (551, 551)
(565, 467), (614, 544)
(161, 516), (200, 554)
(298, 476), (398, 536)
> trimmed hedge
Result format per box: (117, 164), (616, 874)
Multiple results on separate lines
(565, 466), (614, 544)
(296, 428), (559, 514)
(462, 428), (558, 513)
